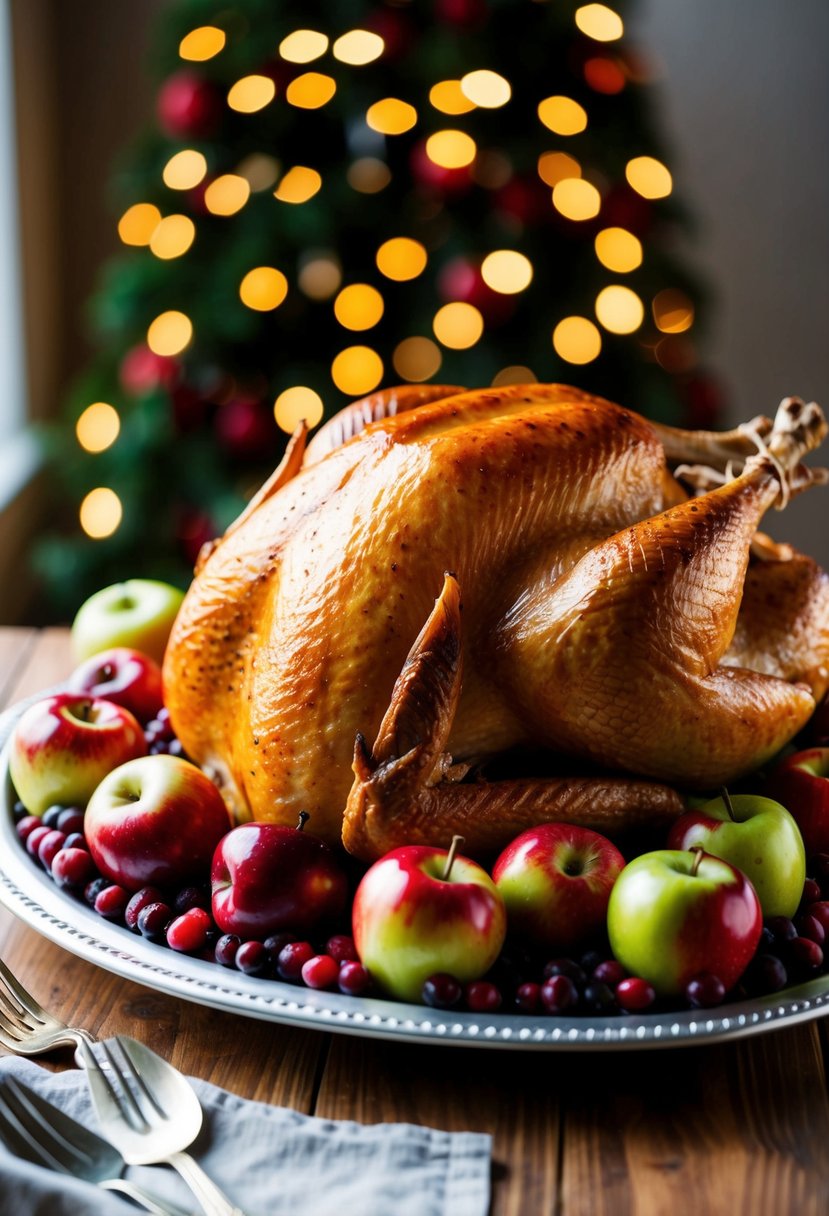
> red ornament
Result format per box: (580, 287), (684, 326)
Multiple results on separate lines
(583, 57), (626, 95)
(434, 0), (488, 28)
(602, 185), (653, 237)
(494, 176), (549, 228)
(119, 345), (178, 396)
(171, 384), (207, 433)
(215, 398), (274, 459)
(683, 372), (726, 430)
(410, 140), (473, 197)
(438, 257), (515, 326)
(366, 9), (414, 60)
(176, 507), (216, 567)
(157, 71), (222, 139)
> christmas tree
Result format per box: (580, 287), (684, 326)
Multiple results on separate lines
(37, 0), (717, 615)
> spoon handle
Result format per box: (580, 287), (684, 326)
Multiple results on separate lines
(99, 1178), (194, 1216)
(168, 1149), (247, 1216)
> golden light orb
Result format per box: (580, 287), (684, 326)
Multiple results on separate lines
(425, 129), (477, 169)
(162, 150), (207, 191)
(366, 98), (417, 135)
(117, 203), (161, 247)
(204, 174), (250, 216)
(552, 177), (601, 220)
(298, 252), (342, 299)
(429, 80), (475, 115)
(179, 26), (225, 62)
(149, 214), (195, 260)
(575, 4), (624, 42)
(274, 167), (322, 204)
(594, 227), (642, 273)
(347, 158), (391, 193)
(393, 337), (443, 382)
(279, 29), (329, 63)
(376, 237), (428, 281)
(147, 310), (193, 356)
(481, 250), (533, 294)
(228, 75), (276, 113)
(331, 346), (384, 396)
(653, 288), (694, 333)
(239, 267), (288, 312)
(552, 316), (602, 364)
(76, 403), (120, 453)
(79, 488), (123, 539)
(333, 30), (384, 65)
(286, 72), (336, 110)
(625, 155), (672, 199)
(274, 387), (324, 433)
(492, 366), (537, 387)
(537, 151), (582, 187)
(595, 284), (644, 333)
(538, 96), (588, 135)
(433, 302), (484, 350)
(460, 69), (511, 108)
(334, 284), (385, 331)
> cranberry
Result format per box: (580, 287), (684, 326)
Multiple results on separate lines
(514, 982), (542, 1014)
(582, 981), (616, 1013)
(16, 815), (42, 844)
(167, 907), (213, 953)
(579, 949), (604, 975)
(685, 973), (726, 1008)
(540, 974), (578, 1014)
(745, 954), (788, 994)
(615, 977), (656, 1012)
(94, 885), (130, 922)
(421, 973), (462, 1009)
(790, 936), (824, 972)
(592, 959), (626, 987)
(41, 805), (65, 829)
(63, 832), (87, 851)
(12, 800), (27, 821)
(766, 916), (797, 944)
(338, 961), (371, 996)
(56, 807), (85, 835)
(25, 825), (52, 859)
(800, 878), (822, 908)
(326, 934), (359, 964)
(137, 901), (172, 938)
(796, 913), (826, 945)
(125, 887), (165, 932)
(465, 981), (502, 1013)
(168, 739), (186, 759)
(808, 902), (829, 934)
(263, 932), (297, 961)
(236, 941), (268, 975)
(277, 940), (315, 981)
(173, 886), (208, 915)
(37, 829), (67, 870)
(543, 958), (585, 985)
(84, 877), (110, 906)
(51, 848), (96, 889)
(301, 954), (339, 990)
(215, 934), (241, 967)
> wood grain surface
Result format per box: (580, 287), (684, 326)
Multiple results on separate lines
(2, 628), (829, 1214)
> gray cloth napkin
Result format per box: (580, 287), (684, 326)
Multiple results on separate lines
(0, 1055), (491, 1216)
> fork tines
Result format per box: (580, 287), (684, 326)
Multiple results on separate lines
(0, 1077), (88, 1174)
(85, 1037), (167, 1132)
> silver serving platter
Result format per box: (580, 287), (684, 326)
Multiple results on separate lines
(2, 690), (829, 1050)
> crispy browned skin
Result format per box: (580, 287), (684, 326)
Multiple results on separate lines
(163, 385), (829, 855)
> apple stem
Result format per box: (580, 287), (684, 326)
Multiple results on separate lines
(442, 835), (465, 880)
(297, 811), (310, 832)
(720, 786), (736, 821)
(690, 846), (704, 877)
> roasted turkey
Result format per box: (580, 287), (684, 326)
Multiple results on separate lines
(163, 385), (829, 860)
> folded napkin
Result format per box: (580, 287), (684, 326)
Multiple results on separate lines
(0, 1055), (491, 1216)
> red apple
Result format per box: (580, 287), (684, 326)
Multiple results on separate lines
(9, 695), (147, 817)
(768, 748), (829, 856)
(492, 823), (624, 949)
(607, 849), (763, 996)
(352, 841), (507, 1002)
(211, 817), (348, 940)
(85, 754), (231, 891)
(67, 647), (164, 724)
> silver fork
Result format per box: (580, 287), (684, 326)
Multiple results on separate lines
(0, 957), (95, 1057)
(79, 1037), (246, 1216)
(0, 1076), (193, 1215)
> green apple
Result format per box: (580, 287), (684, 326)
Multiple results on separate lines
(667, 793), (805, 918)
(607, 850), (763, 996)
(71, 580), (184, 665)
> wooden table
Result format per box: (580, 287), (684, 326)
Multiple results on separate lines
(2, 627), (829, 1214)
